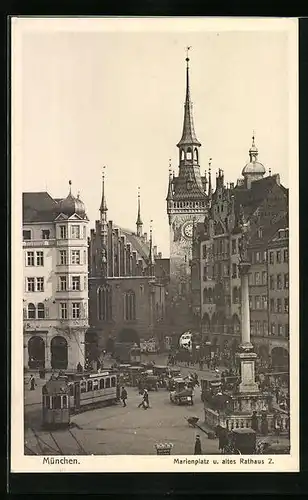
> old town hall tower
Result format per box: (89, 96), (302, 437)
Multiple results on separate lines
(167, 52), (209, 302)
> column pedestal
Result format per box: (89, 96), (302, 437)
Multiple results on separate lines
(237, 351), (259, 394)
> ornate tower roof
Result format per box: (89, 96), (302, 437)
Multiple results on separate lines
(177, 49), (201, 148)
(242, 134), (266, 177)
(58, 180), (87, 218)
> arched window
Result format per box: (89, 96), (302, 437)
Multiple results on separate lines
(232, 314), (240, 334)
(97, 285), (112, 321)
(28, 303), (36, 319)
(37, 302), (45, 319)
(194, 148), (198, 162)
(181, 149), (185, 161)
(124, 290), (136, 321)
(186, 147), (192, 160)
(208, 288), (213, 304)
(203, 288), (208, 303)
(233, 287), (239, 304)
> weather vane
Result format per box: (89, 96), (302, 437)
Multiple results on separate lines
(186, 46), (192, 60)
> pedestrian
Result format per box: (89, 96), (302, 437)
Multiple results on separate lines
(260, 411), (268, 436)
(29, 374), (36, 391)
(121, 386), (128, 407)
(251, 411), (258, 433)
(194, 434), (202, 455)
(275, 387), (280, 404)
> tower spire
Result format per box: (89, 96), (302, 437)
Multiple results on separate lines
(136, 186), (143, 236)
(99, 166), (108, 222)
(208, 158), (212, 198)
(177, 47), (201, 149)
(148, 220), (155, 275)
(166, 158), (173, 201)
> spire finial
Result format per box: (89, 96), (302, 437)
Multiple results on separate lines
(169, 158), (172, 177)
(100, 166), (108, 216)
(69, 179), (72, 195)
(136, 186), (143, 234)
(252, 130), (256, 146)
(186, 46), (191, 63)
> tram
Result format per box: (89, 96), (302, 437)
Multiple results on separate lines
(42, 371), (119, 428)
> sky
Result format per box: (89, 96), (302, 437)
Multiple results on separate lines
(14, 18), (296, 257)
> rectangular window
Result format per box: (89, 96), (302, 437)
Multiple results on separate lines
(26, 251), (34, 266)
(59, 250), (67, 265)
(42, 229), (50, 240)
(270, 275), (275, 290)
(263, 321), (268, 335)
(84, 276), (87, 291)
(284, 298), (289, 313)
(36, 277), (44, 292)
(72, 302), (81, 319)
(249, 295), (253, 309)
(248, 273), (253, 286)
(255, 296), (261, 309)
(270, 298), (275, 312)
(232, 240), (236, 255)
(71, 225), (80, 239)
(72, 276), (81, 291)
(27, 277), (35, 292)
(202, 245), (207, 259)
(59, 276), (67, 291)
(262, 271), (267, 285)
(263, 251), (267, 262)
(271, 323), (276, 336)
(84, 250), (87, 265)
(277, 274), (282, 289)
(277, 298), (282, 313)
(60, 302), (67, 319)
(83, 226), (86, 239)
(71, 250), (80, 265)
(283, 249), (289, 262)
(23, 230), (31, 240)
(284, 273), (289, 289)
(255, 252), (261, 263)
(278, 324), (283, 336)
(276, 251), (281, 263)
(36, 251), (44, 266)
(269, 252), (274, 265)
(255, 272), (261, 285)
(232, 263), (237, 279)
(59, 225), (67, 239)
(262, 295), (267, 310)
(255, 321), (261, 335)
(203, 266), (207, 281)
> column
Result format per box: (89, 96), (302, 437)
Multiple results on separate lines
(239, 263), (251, 346)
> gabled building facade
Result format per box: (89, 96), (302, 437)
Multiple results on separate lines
(192, 137), (289, 369)
(23, 183), (89, 371)
(87, 174), (168, 359)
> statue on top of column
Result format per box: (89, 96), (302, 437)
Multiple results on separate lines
(238, 205), (250, 263)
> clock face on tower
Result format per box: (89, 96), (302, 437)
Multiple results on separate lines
(183, 221), (194, 239)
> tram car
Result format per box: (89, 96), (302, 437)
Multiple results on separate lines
(42, 371), (119, 427)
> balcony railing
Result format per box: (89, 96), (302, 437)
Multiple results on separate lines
(23, 239), (56, 247)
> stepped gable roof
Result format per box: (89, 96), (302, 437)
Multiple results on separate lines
(23, 192), (59, 223)
(116, 226), (151, 264)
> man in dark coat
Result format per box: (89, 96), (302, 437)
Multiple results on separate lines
(121, 387), (128, 407)
(251, 411), (258, 433)
(194, 435), (202, 455)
